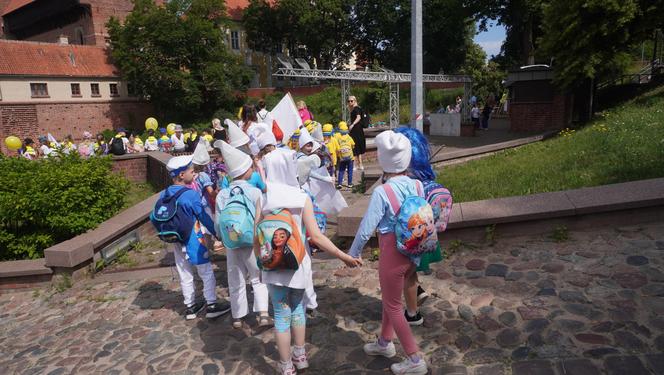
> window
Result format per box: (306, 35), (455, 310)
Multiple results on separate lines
(90, 83), (100, 97)
(109, 83), (119, 97)
(230, 30), (240, 50)
(71, 83), (81, 97)
(30, 83), (49, 98)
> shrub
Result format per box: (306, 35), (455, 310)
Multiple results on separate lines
(0, 153), (130, 260)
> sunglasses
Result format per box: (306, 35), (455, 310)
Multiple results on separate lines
(347, 100), (354, 103)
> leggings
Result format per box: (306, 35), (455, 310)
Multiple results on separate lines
(268, 285), (306, 333)
(378, 233), (419, 355)
(337, 159), (354, 186)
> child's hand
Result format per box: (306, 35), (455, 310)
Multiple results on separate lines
(213, 240), (224, 252)
(343, 254), (363, 268)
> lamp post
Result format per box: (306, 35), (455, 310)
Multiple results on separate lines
(411, 0), (423, 132)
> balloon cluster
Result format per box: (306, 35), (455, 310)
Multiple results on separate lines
(4, 136), (21, 151)
(145, 117), (176, 135)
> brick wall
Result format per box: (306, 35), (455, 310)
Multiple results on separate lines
(86, 0), (165, 45)
(22, 13), (95, 45)
(509, 94), (569, 132)
(111, 154), (147, 183)
(0, 100), (153, 153)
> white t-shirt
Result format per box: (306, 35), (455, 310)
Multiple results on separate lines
(39, 144), (52, 157)
(471, 107), (480, 119)
(171, 134), (186, 151)
(260, 183), (312, 289)
(245, 121), (270, 156)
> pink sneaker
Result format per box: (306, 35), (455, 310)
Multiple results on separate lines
(292, 351), (309, 370)
(278, 360), (296, 375)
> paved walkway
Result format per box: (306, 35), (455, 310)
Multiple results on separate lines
(2, 221), (664, 374)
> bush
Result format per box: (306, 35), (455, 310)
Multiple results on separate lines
(0, 153), (130, 260)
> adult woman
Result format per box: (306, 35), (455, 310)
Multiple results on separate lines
(347, 96), (366, 170)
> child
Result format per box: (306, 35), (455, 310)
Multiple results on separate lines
(336, 122), (355, 189)
(145, 130), (159, 151)
(22, 138), (37, 160)
(78, 131), (95, 158)
(154, 155), (231, 320)
(186, 128), (199, 152)
(110, 128), (129, 156)
(471, 102), (481, 129)
(93, 133), (108, 156)
(288, 128), (300, 151)
(296, 128), (335, 188)
(158, 128), (172, 152)
(349, 130), (429, 375)
(322, 124), (339, 178)
(62, 135), (77, 155)
(394, 127), (445, 327)
(255, 154), (361, 375)
(133, 133), (145, 153)
(216, 141), (271, 329)
(171, 124), (186, 153)
(191, 142), (216, 215)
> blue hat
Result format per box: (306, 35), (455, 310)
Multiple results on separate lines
(159, 127), (167, 134)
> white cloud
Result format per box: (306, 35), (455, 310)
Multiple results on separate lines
(477, 40), (503, 58)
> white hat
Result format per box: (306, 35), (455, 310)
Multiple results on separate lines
(174, 124), (183, 132)
(192, 141), (210, 165)
(311, 140), (321, 153)
(256, 128), (277, 150)
(375, 130), (412, 173)
(218, 141), (252, 179)
(311, 123), (324, 142)
(298, 127), (314, 150)
(262, 148), (299, 187)
(225, 119), (249, 148)
(167, 155), (193, 178)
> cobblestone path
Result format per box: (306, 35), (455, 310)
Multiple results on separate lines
(1, 221), (664, 374)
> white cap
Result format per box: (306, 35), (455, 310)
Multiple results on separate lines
(225, 119), (249, 148)
(218, 141), (252, 179)
(375, 130), (412, 173)
(192, 141), (210, 165)
(174, 124), (183, 132)
(311, 140), (321, 153)
(167, 155), (193, 178)
(311, 123), (324, 142)
(298, 127), (314, 150)
(256, 127), (277, 150)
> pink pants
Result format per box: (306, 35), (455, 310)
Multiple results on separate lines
(378, 232), (419, 355)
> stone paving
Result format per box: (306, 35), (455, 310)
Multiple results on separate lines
(2, 221), (664, 374)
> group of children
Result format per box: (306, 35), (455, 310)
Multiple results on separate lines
(152, 102), (453, 375)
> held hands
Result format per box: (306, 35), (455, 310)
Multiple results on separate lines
(342, 253), (363, 268)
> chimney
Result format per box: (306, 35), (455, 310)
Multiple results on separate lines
(58, 35), (69, 45)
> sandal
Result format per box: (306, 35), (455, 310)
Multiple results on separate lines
(232, 319), (243, 329)
(258, 315), (273, 328)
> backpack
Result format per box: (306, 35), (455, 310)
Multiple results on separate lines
(383, 182), (438, 261)
(216, 185), (256, 249)
(423, 180), (453, 232)
(306, 192), (327, 234)
(338, 136), (354, 162)
(150, 187), (194, 244)
(110, 137), (126, 155)
(256, 209), (306, 271)
(360, 108), (371, 129)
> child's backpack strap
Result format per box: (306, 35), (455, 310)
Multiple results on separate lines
(383, 183), (401, 215)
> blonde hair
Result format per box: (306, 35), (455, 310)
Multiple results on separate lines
(296, 100), (306, 109)
(212, 118), (221, 127)
(348, 95), (358, 104)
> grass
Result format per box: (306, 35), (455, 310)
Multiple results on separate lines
(438, 84), (664, 202)
(122, 182), (158, 209)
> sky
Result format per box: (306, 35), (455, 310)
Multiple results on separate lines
(473, 22), (506, 59)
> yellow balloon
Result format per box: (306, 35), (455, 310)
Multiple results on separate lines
(5, 136), (22, 151)
(166, 123), (176, 135)
(145, 117), (158, 131)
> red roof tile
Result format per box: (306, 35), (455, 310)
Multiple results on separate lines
(2, 0), (33, 15)
(0, 40), (119, 78)
(225, 0), (275, 21)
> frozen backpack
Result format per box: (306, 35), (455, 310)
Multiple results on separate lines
(256, 209), (306, 271)
(423, 180), (453, 232)
(383, 182), (438, 261)
(216, 185), (256, 249)
(150, 187), (194, 244)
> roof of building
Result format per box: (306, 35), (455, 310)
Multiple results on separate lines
(0, 40), (119, 77)
(2, 0), (33, 15)
(225, 0), (275, 21)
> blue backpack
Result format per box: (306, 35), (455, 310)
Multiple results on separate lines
(151, 187), (194, 244)
(383, 182), (438, 262)
(216, 185), (256, 249)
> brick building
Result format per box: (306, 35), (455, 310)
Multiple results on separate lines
(0, 0), (153, 153)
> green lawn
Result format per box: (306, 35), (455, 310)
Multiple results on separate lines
(123, 182), (158, 209)
(438, 84), (664, 203)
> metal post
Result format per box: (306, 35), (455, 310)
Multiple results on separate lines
(410, 0), (423, 131)
(341, 80), (350, 123)
(389, 83), (400, 128)
(462, 81), (471, 121)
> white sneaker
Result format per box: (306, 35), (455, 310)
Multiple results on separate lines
(390, 357), (428, 375)
(363, 341), (396, 358)
(277, 360), (296, 375)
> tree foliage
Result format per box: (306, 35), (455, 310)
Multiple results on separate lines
(539, 0), (664, 89)
(107, 0), (253, 122)
(459, 42), (506, 99)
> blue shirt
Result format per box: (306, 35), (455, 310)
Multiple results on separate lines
(162, 185), (216, 238)
(348, 176), (423, 258)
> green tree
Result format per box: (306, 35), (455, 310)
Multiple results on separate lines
(107, 0), (253, 122)
(243, 0), (354, 69)
(539, 0), (663, 89)
(459, 41), (506, 99)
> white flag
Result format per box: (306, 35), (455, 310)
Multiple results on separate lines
(269, 92), (302, 142)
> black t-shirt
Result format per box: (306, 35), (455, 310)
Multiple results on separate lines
(350, 106), (362, 127)
(213, 128), (226, 141)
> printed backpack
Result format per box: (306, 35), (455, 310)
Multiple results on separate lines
(423, 180), (453, 232)
(307, 192), (327, 234)
(150, 187), (194, 244)
(110, 136), (126, 156)
(383, 182), (438, 261)
(338, 136), (354, 162)
(256, 209), (306, 271)
(216, 185), (256, 249)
